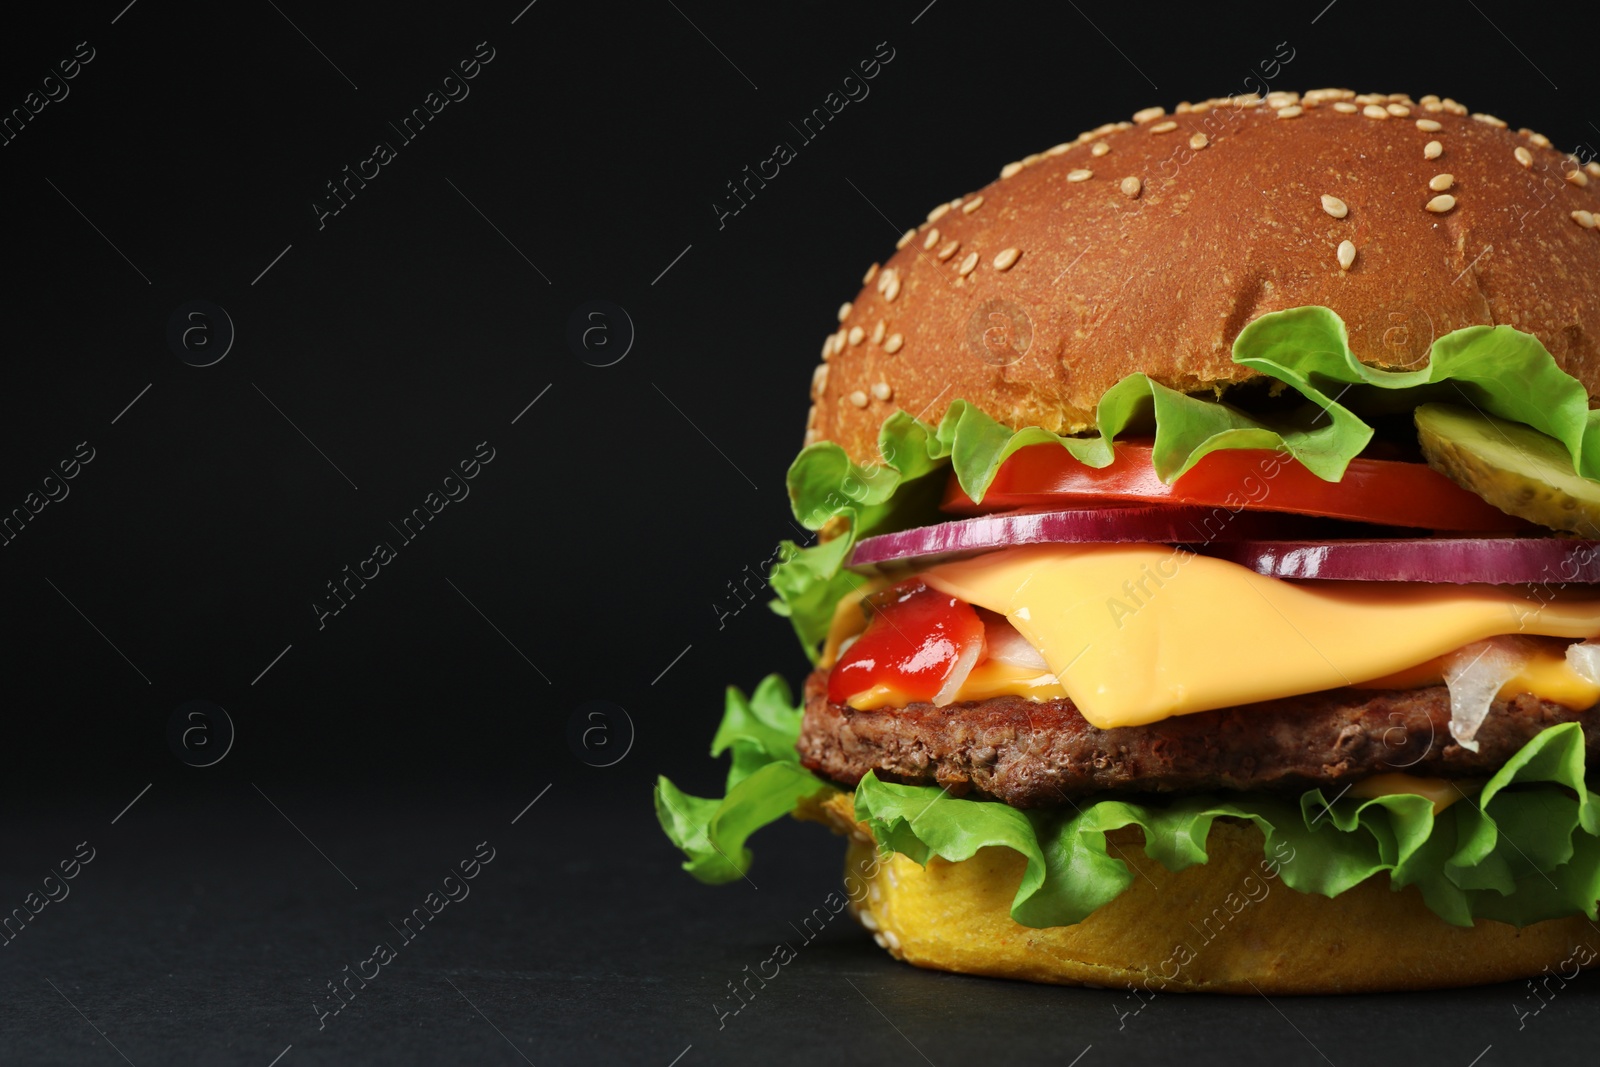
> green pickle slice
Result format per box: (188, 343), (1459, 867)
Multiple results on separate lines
(1414, 402), (1600, 536)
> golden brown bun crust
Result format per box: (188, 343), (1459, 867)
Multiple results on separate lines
(808, 91), (1600, 465)
(802, 791), (1600, 993)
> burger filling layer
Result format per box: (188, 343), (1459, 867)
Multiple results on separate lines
(823, 544), (1600, 741)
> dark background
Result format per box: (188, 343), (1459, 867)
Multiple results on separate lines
(0, 0), (1596, 1063)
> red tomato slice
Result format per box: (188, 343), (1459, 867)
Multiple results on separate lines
(828, 580), (985, 707)
(940, 441), (1530, 532)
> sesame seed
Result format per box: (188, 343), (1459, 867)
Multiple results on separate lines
(949, 197), (962, 209)
(1514, 146), (1534, 168)
(1442, 98), (1467, 116)
(858, 909), (879, 931)
(1568, 170), (1591, 188)
(862, 262), (879, 286)
(1423, 101), (1445, 113)
(962, 195), (985, 214)
(896, 229), (915, 250)
(1120, 176), (1142, 199)
(821, 336), (833, 360)
(1426, 194), (1457, 213)
(1277, 105), (1303, 119)
(1321, 194), (1349, 219)
(883, 929), (901, 952)
(1363, 104), (1389, 120)
(1337, 240), (1357, 271)
(1133, 105), (1166, 123)
(1232, 94), (1261, 107)
(929, 203), (953, 224)
(877, 267), (895, 293)
(1333, 102), (1359, 114)
(1472, 113), (1507, 128)
(1530, 132), (1552, 148)
(1045, 142), (1073, 157)
(872, 320), (885, 344)
(812, 364), (829, 392)
(1573, 210), (1597, 229)
(1189, 132), (1209, 150)
(1416, 119), (1442, 132)
(936, 239), (960, 261)
(957, 252), (979, 277)
(883, 275), (901, 301)
(849, 390), (869, 409)
(884, 333), (905, 354)
(1266, 91), (1298, 108)
(1000, 161), (1024, 179)
(832, 331), (846, 356)
(1151, 120), (1178, 133)
(923, 228), (941, 251)
(993, 247), (1021, 271)
(1420, 94), (1441, 105)
(1355, 93), (1383, 105)
(872, 932), (887, 950)
(803, 428), (815, 446)
(1091, 142), (1110, 157)
(1023, 153), (1042, 167)
(1424, 140), (1444, 160)
(1067, 168), (1093, 182)
(848, 326), (865, 346)
(838, 301), (853, 322)
(870, 381), (893, 401)
(1386, 103), (1410, 117)
(1588, 162), (1600, 178)
(1428, 173), (1454, 192)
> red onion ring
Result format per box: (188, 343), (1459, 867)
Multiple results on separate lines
(1196, 538), (1600, 584)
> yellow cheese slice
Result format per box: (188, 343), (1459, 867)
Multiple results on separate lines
(1353, 641), (1600, 710)
(1350, 773), (1478, 815)
(919, 544), (1600, 729)
(844, 662), (1067, 711)
(946, 661), (1066, 704)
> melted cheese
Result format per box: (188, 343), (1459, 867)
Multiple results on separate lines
(845, 662), (1067, 711)
(1350, 773), (1478, 815)
(819, 574), (893, 669)
(1353, 640), (1600, 710)
(918, 544), (1600, 729)
(954, 661), (1067, 703)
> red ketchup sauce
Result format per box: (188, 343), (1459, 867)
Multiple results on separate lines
(827, 580), (984, 706)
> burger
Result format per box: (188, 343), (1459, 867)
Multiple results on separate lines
(656, 88), (1600, 994)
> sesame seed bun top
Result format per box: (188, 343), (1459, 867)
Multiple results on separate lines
(806, 90), (1600, 466)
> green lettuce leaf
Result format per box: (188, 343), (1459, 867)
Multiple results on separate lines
(858, 722), (1600, 929)
(653, 676), (833, 884)
(658, 678), (1600, 928)
(1233, 306), (1600, 480)
(771, 307), (1599, 659)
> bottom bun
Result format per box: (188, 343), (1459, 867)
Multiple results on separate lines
(801, 791), (1599, 994)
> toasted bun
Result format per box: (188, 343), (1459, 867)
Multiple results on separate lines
(803, 791), (1598, 993)
(808, 91), (1600, 466)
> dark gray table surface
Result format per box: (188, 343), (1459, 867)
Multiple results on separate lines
(2, 784), (1592, 1066)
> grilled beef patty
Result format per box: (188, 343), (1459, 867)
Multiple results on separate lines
(796, 670), (1600, 806)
